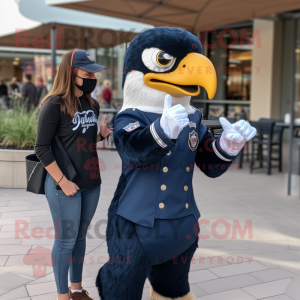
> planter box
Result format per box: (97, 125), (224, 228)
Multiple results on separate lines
(0, 149), (34, 189)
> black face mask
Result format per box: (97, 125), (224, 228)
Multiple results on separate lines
(75, 75), (97, 94)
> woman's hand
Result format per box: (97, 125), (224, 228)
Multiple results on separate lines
(100, 115), (114, 138)
(59, 176), (80, 197)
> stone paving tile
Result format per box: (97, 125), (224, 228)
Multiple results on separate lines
(194, 247), (229, 258)
(190, 284), (207, 297)
(0, 272), (32, 295)
(0, 245), (31, 256)
(6, 199), (32, 206)
(26, 272), (55, 285)
(21, 237), (55, 246)
(262, 296), (294, 300)
(30, 292), (57, 300)
(26, 281), (56, 297)
(0, 205), (33, 213)
(196, 288), (256, 300)
(0, 237), (23, 245)
(0, 256), (8, 266)
(242, 278), (292, 299)
(284, 277), (300, 300)
(1, 209), (50, 219)
(142, 287), (151, 300)
(188, 269), (219, 284)
(209, 261), (268, 277)
(0, 286), (29, 300)
(0, 264), (53, 280)
(251, 268), (296, 282)
(196, 273), (262, 294)
(0, 216), (31, 226)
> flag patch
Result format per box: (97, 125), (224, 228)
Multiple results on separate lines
(123, 121), (140, 132)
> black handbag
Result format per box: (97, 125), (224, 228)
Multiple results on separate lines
(26, 134), (77, 194)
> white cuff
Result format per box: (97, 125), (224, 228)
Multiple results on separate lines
(150, 123), (167, 148)
(212, 141), (232, 162)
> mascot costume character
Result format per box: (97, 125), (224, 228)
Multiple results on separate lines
(96, 27), (256, 300)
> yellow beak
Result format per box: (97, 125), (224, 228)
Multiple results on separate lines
(143, 53), (217, 99)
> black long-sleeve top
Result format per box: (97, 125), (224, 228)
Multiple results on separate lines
(34, 94), (102, 189)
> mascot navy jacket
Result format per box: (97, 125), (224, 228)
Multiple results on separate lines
(113, 108), (235, 229)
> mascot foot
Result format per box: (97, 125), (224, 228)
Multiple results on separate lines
(150, 285), (196, 300)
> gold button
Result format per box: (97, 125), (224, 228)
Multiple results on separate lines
(166, 150), (171, 156)
(186, 166), (190, 172)
(185, 203), (189, 209)
(163, 167), (168, 173)
(184, 185), (188, 191)
(159, 202), (165, 209)
(161, 184), (167, 191)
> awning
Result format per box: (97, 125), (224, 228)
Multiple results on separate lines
(0, 23), (137, 49)
(46, 0), (300, 33)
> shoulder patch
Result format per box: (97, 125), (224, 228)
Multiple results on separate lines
(123, 121), (140, 132)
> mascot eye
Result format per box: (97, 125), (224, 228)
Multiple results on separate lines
(156, 51), (173, 66)
(141, 48), (176, 72)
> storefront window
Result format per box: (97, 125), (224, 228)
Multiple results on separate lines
(207, 27), (253, 100)
(0, 49), (64, 92)
(95, 44), (126, 101)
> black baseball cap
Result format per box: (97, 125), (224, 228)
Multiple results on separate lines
(71, 49), (106, 73)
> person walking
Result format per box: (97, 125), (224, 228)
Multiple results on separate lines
(34, 49), (113, 300)
(19, 74), (38, 110)
(101, 79), (112, 108)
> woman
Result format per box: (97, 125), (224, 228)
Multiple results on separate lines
(101, 79), (112, 108)
(35, 49), (113, 300)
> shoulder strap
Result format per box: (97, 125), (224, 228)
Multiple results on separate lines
(54, 134), (77, 180)
(54, 134), (72, 166)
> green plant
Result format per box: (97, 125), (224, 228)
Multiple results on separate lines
(0, 97), (38, 149)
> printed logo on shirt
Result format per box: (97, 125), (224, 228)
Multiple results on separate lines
(72, 110), (97, 134)
(123, 121), (140, 132)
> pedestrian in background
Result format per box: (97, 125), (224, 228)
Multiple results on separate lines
(18, 74), (38, 110)
(101, 79), (112, 108)
(36, 76), (48, 105)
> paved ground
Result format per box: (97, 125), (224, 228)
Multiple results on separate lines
(0, 150), (300, 300)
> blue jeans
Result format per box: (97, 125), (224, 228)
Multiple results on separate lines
(45, 173), (100, 294)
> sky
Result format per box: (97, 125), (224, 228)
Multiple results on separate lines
(0, 0), (40, 37)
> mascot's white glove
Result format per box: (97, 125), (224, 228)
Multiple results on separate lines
(219, 117), (257, 156)
(160, 95), (189, 139)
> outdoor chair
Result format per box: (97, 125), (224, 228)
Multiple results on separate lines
(249, 118), (284, 175)
(234, 112), (247, 121)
